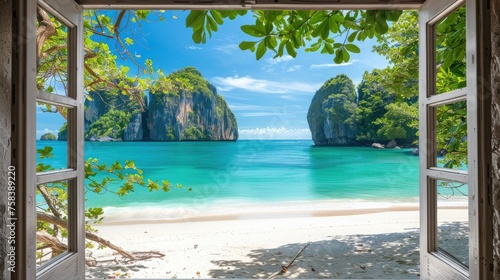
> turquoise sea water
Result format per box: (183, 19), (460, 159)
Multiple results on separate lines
(37, 140), (421, 219)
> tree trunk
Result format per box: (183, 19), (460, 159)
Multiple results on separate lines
(492, 0), (500, 278)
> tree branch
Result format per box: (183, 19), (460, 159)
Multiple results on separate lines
(37, 211), (136, 260)
(113, 10), (127, 34)
(36, 8), (57, 60)
(37, 185), (62, 218)
(37, 231), (68, 255)
(84, 64), (146, 111)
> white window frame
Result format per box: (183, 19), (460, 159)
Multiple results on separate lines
(419, 0), (492, 279)
(13, 0), (85, 279)
(11, 0), (491, 279)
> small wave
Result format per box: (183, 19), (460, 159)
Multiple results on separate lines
(96, 198), (424, 223)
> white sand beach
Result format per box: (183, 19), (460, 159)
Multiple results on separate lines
(84, 203), (469, 279)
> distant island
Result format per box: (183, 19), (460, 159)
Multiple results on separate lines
(58, 67), (238, 142)
(307, 73), (418, 148)
(40, 133), (57, 140)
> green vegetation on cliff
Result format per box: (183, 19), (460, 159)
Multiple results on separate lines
(57, 122), (67, 141)
(162, 67), (214, 98)
(183, 127), (207, 140)
(86, 110), (132, 140)
(40, 133), (57, 140)
(355, 69), (418, 145)
(68, 67), (238, 142)
(308, 67), (418, 146)
(148, 67), (238, 141)
(307, 74), (358, 146)
(308, 9), (464, 160)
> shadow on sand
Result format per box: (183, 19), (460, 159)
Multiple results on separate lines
(208, 228), (421, 279)
(208, 222), (468, 279)
(85, 222), (468, 279)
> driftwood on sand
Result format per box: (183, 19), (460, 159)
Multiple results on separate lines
(268, 241), (312, 279)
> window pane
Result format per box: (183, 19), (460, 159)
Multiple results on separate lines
(36, 102), (69, 171)
(36, 7), (69, 96)
(436, 180), (469, 267)
(434, 101), (467, 171)
(36, 180), (69, 267)
(434, 5), (466, 95)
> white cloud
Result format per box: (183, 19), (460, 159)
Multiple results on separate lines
(37, 128), (59, 134)
(229, 104), (269, 111)
(267, 55), (293, 65)
(186, 45), (202, 50)
(240, 112), (283, 117)
(214, 44), (238, 54)
(287, 65), (302, 72)
(310, 59), (359, 69)
(238, 127), (311, 140)
(212, 76), (321, 94)
(279, 95), (300, 101)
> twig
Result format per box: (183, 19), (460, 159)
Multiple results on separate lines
(268, 241), (311, 279)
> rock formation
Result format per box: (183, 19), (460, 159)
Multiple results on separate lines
(59, 67), (238, 142)
(147, 67), (238, 141)
(40, 133), (56, 140)
(307, 74), (358, 146)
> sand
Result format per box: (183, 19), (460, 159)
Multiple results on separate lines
(85, 206), (468, 279)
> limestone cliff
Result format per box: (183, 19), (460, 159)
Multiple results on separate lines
(307, 74), (358, 146)
(64, 67), (238, 141)
(123, 113), (144, 141)
(147, 67), (238, 141)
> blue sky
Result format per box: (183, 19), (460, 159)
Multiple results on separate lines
(36, 10), (389, 140)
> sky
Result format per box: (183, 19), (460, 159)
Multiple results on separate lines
(36, 10), (390, 140)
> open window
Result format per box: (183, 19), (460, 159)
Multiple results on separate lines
(418, 0), (491, 279)
(13, 0), (85, 279)
(12, 0), (491, 279)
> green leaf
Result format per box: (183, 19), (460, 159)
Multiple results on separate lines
(286, 42), (297, 58)
(267, 36), (278, 50)
(124, 37), (133, 46)
(241, 25), (265, 37)
(344, 44), (361, 53)
(210, 10), (223, 25)
(206, 15), (218, 33)
(329, 16), (339, 33)
(37, 146), (54, 159)
(186, 11), (205, 27)
(331, 13), (345, 23)
(324, 44), (334, 55)
(192, 30), (203, 44)
(256, 40), (266, 60)
(347, 31), (358, 43)
(342, 49), (350, 62)
(239, 41), (257, 51)
(124, 160), (136, 169)
(309, 11), (328, 24)
(311, 20), (327, 38)
(305, 42), (321, 53)
(334, 49), (343, 64)
(375, 14), (389, 34)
